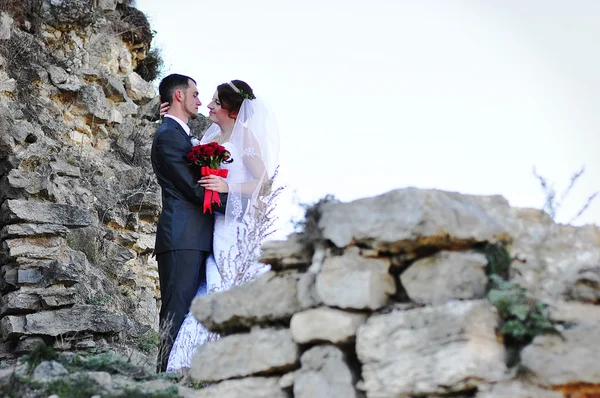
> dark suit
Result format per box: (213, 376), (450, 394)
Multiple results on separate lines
(150, 116), (225, 372)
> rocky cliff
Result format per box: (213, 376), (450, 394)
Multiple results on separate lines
(0, 0), (171, 363)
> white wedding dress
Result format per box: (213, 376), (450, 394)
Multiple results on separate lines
(166, 141), (266, 372)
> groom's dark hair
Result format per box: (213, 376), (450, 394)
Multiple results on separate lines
(159, 74), (196, 105)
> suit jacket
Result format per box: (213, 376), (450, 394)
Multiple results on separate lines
(151, 117), (226, 254)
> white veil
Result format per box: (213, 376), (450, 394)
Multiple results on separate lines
(201, 97), (280, 229)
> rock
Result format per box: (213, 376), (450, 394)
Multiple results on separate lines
(509, 209), (600, 302)
(259, 234), (312, 271)
(290, 307), (367, 345)
(278, 372), (295, 390)
(194, 377), (288, 398)
(0, 223), (69, 239)
(547, 300), (600, 325)
(476, 380), (562, 398)
(0, 12), (12, 40)
(79, 84), (112, 121)
(40, 0), (95, 27)
(32, 360), (68, 382)
(1, 305), (127, 339)
(296, 272), (321, 309)
(15, 336), (46, 354)
(103, 75), (129, 102)
(1, 199), (92, 227)
(124, 72), (155, 103)
(315, 247), (395, 310)
(294, 345), (363, 398)
(520, 322), (600, 386)
(17, 268), (45, 284)
(191, 271), (303, 334)
(9, 120), (36, 143)
(97, 0), (118, 11)
(2, 236), (65, 260)
(191, 328), (299, 382)
(401, 251), (488, 304)
(319, 188), (513, 252)
(1, 169), (45, 199)
(1, 290), (42, 315)
(356, 300), (507, 396)
(47, 65), (69, 85)
(50, 160), (81, 178)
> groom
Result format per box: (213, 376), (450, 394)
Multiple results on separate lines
(151, 73), (225, 372)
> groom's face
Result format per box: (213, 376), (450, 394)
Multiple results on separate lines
(182, 79), (201, 120)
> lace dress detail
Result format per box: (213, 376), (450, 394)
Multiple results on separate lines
(166, 142), (266, 372)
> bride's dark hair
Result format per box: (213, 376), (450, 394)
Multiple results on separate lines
(217, 80), (255, 118)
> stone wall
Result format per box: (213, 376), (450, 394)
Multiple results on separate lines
(0, 0), (177, 362)
(188, 189), (600, 398)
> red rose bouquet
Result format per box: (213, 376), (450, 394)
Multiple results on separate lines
(187, 142), (233, 213)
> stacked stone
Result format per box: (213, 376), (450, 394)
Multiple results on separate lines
(0, 2), (162, 359)
(188, 188), (600, 398)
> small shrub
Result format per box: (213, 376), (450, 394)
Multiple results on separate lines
(109, 386), (181, 398)
(46, 376), (100, 398)
(23, 344), (57, 373)
(487, 274), (556, 366)
(136, 329), (159, 354)
(67, 352), (150, 380)
(481, 242), (511, 282)
(293, 194), (338, 245)
(135, 47), (164, 82)
(86, 294), (111, 306)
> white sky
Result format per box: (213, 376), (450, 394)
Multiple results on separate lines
(136, 0), (599, 238)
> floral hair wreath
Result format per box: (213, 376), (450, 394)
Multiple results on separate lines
(227, 81), (255, 100)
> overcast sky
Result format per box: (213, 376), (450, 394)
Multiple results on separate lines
(137, 0), (599, 237)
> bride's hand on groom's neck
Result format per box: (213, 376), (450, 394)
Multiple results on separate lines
(159, 101), (170, 117)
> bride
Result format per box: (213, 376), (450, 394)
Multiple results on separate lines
(165, 80), (279, 372)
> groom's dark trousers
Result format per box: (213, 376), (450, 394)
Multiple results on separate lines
(151, 117), (226, 372)
(156, 249), (207, 372)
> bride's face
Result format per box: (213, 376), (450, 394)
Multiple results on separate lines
(207, 91), (234, 126)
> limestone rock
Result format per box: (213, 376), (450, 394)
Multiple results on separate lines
(356, 300), (507, 396)
(15, 336), (46, 354)
(290, 307), (367, 345)
(1, 169), (45, 199)
(476, 380), (561, 398)
(9, 120), (36, 143)
(509, 209), (600, 302)
(97, 0), (118, 11)
(40, 0), (95, 27)
(294, 345), (363, 398)
(79, 84), (112, 121)
(50, 160), (81, 178)
(191, 271), (302, 334)
(260, 234), (312, 271)
(47, 65), (69, 85)
(2, 236), (65, 260)
(124, 72), (155, 103)
(32, 360), (68, 383)
(547, 300), (600, 324)
(191, 328), (299, 382)
(296, 271), (320, 309)
(401, 251), (488, 304)
(194, 377), (288, 398)
(0, 12), (12, 40)
(0, 223), (69, 240)
(520, 322), (600, 386)
(0, 305), (127, 339)
(1, 199), (91, 227)
(315, 247), (395, 310)
(319, 188), (513, 252)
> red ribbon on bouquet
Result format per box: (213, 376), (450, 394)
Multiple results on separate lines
(200, 166), (229, 214)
